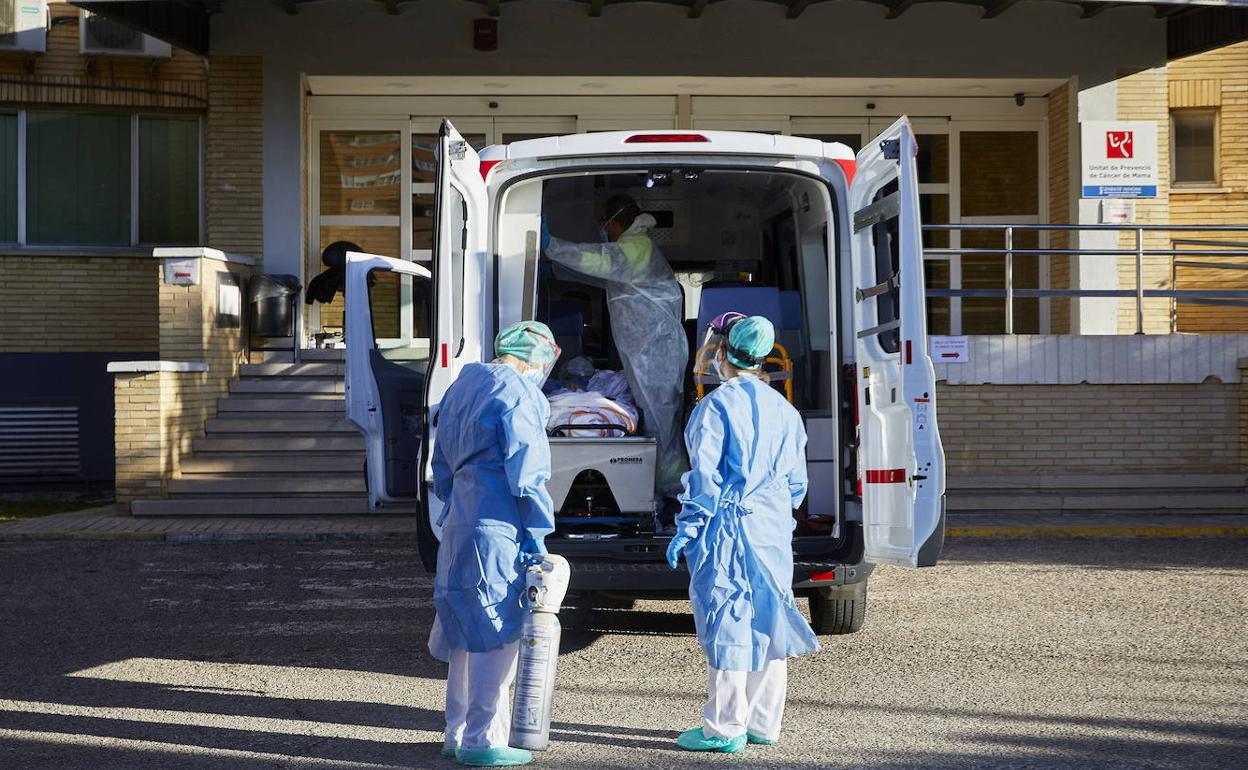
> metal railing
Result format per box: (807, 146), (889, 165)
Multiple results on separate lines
(922, 224), (1248, 335)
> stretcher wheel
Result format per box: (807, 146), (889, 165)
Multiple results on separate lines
(809, 580), (867, 635)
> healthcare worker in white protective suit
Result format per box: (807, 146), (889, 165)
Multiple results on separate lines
(542, 194), (690, 521)
(429, 321), (560, 767)
(666, 314), (820, 753)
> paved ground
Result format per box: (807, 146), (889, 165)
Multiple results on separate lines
(5, 506), (1248, 541)
(0, 537), (1244, 769)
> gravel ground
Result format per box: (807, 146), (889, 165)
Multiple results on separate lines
(0, 537), (1244, 769)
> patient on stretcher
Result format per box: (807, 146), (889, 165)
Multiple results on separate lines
(543, 357), (640, 438)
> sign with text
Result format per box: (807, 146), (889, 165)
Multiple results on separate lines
(1081, 121), (1158, 198)
(930, 336), (969, 363)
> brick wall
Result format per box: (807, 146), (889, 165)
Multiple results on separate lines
(1115, 67), (1173, 335)
(114, 255), (251, 505)
(1047, 81), (1072, 335)
(938, 380), (1240, 475)
(0, 2), (206, 109)
(0, 256), (158, 353)
(1168, 42), (1248, 333)
(206, 56), (264, 264)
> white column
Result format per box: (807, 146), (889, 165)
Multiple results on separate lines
(1073, 77), (1120, 335)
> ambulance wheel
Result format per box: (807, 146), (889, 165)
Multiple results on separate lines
(809, 581), (867, 635)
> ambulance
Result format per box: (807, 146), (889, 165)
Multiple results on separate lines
(344, 118), (944, 634)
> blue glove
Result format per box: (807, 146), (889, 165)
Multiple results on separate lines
(666, 534), (691, 570)
(540, 216), (552, 251)
(520, 534), (547, 565)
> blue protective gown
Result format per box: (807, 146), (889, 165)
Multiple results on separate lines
(431, 362), (556, 654)
(676, 376), (821, 672)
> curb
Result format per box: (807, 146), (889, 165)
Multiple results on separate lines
(3, 525), (1248, 543)
(946, 524), (1248, 539)
(0, 530), (416, 544)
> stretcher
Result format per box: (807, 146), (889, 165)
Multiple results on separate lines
(547, 424), (657, 539)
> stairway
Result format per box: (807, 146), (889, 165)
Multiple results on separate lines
(131, 350), (413, 516)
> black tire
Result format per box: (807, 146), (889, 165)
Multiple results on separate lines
(809, 581), (868, 635)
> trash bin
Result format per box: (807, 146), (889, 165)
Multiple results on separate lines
(248, 274), (301, 338)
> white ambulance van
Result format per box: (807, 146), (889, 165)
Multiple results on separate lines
(344, 118), (945, 634)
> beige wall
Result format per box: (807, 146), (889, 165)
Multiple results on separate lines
(114, 256), (251, 505)
(1168, 41), (1248, 333)
(938, 380), (1240, 475)
(0, 256), (158, 353)
(0, 2), (206, 108)
(1115, 67), (1173, 335)
(1047, 80), (1073, 335)
(206, 56), (264, 265)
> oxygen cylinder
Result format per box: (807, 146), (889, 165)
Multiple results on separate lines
(510, 553), (570, 752)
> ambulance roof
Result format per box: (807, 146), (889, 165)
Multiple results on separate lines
(478, 130), (855, 164)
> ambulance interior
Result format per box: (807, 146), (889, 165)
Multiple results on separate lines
(502, 168), (852, 544)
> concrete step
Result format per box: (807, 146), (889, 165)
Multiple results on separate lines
(949, 490), (1248, 512)
(948, 473), (1247, 491)
(192, 435), (364, 453)
(239, 362), (344, 378)
(230, 378), (343, 395)
(218, 397), (344, 413)
(299, 349), (346, 362)
(167, 475), (366, 496)
(203, 416), (356, 434)
(132, 496), (414, 517)
(181, 455), (363, 475)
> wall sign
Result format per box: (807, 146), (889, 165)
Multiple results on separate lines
(1081, 121), (1158, 198)
(930, 336), (969, 363)
(163, 258), (200, 286)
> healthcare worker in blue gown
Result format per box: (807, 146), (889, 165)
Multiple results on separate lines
(428, 321), (560, 768)
(666, 314), (820, 753)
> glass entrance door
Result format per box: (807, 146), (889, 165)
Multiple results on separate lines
(307, 116), (578, 349)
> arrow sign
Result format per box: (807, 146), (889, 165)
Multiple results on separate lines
(930, 336), (969, 364)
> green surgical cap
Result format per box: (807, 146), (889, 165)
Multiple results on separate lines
(495, 320), (558, 364)
(725, 316), (775, 370)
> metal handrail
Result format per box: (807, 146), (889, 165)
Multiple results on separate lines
(920, 223), (1248, 335)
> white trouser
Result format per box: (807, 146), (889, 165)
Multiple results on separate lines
(702, 659), (788, 742)
(445, 642), (520, 750)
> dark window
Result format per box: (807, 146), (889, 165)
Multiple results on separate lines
(1172, 109), (1217, 186)
(26, 112), (130, 245)
(139, 116), (200, 244)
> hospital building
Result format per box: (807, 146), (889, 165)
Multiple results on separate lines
(4, 0), (1248, 516)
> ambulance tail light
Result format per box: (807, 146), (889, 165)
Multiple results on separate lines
(624, 133), (710, 144)
(479, 159), (502, 180)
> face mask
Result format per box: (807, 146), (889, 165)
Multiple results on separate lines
(595, 224), (609, 243)
(714, 351), (734, 381)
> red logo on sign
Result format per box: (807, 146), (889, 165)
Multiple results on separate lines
(1106, 131), (1133, 158)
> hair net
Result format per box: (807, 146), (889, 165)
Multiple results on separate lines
(495, 321), (559, 365)
(725, 316), (775, 370)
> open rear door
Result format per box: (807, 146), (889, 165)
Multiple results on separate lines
(344, 121), (488, 514)
(849, 117), (946, 568)
(344, 252), (432, 507)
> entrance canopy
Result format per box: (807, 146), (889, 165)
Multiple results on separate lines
(70, 0), (1248, 60)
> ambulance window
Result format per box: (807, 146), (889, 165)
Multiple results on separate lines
(871, 181), (901, 354)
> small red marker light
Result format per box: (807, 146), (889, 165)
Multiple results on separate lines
(809, 571), (836, 582)
(624, 133), (710, 144)
(479, 160), (501, 180)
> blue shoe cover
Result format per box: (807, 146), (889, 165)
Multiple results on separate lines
(676, 727), (747, 753)
(747, 733), (778, 745)
(456, 746), (533, 766)
(441, 745), (458, 758)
